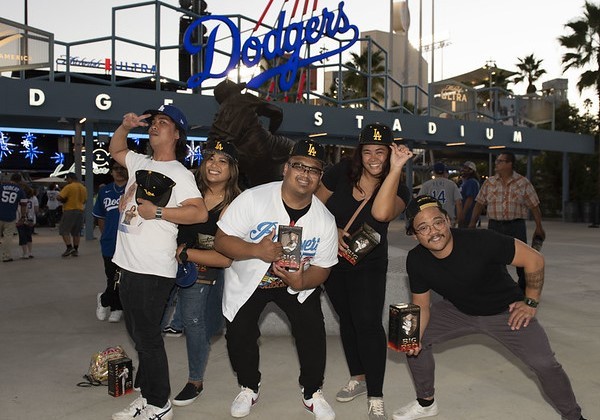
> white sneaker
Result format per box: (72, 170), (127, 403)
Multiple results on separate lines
(302, 389), (335, 420)
(392, 400), (439, 420)
(368, 397), (388, 420)
(96, 293), (110, 321)
(139, 400), (173, 420)
(231, 386), (259, 418)
(112, 395), (147, 420)
(109, 310), (123, 323)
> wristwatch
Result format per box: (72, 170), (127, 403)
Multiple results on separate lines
(178, 246), (189, 264)
(523, 297), (539, 308)
(155, 207), (163, 220)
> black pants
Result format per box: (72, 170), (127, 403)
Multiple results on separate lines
(324, 262), (388, 397)
(226, 287), (326, 399)
(488, 219), (527, 290)
(100, 256), (122, 311)
(119, 270), (174, 408)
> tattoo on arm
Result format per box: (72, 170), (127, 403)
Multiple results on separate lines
(525, 268), (544, 291)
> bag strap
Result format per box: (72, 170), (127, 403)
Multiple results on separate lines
(343, 195), (372, 232)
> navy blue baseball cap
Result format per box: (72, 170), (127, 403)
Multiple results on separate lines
(175, 261), (198, 288)
(143, 105), (188, 135)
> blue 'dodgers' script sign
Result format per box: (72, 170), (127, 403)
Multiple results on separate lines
(183, 1), (358, 91)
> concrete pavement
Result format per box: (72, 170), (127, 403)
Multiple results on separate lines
(0, 219), (598, 419)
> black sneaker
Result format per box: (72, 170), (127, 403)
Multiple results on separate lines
(172, 382), (203, 407)
(61, 248), (74, 257)
(162, 326), (183, 337)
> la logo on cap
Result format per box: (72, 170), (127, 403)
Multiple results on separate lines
(215, 141), (224, 151)
(372, 128), (382, 142)
(308, 144), (317, 157)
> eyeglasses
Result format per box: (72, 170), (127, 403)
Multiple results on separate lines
(287, 162), (323, 176)
(414, 218), (447, 236)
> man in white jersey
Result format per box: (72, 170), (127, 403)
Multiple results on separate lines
(215, 139), (338, 420)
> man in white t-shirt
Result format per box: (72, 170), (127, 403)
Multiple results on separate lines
(108, 105), (208, 420)
(215, 139), (338, 420)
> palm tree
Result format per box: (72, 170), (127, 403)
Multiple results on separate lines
(559, 1), (600, 198)
(513, 54), (547, 94)
(342, 50), (386, 108)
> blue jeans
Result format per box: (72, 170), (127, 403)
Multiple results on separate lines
(162, 286), (184, 331)
(179, 270), (225, 382)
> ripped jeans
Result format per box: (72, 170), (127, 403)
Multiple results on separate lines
(178, 270), (225, 382)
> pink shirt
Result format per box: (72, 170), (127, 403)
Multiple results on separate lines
(475, 172), (540, 220)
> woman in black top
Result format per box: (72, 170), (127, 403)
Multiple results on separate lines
(171, 140), (241, 407)
(316, 123), (413, 419)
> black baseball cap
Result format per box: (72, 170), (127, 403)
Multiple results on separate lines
(135, 170), (176, 207)
(203, 139), (238, 162)
(289, 139), (326, 163)
(405, 195), (444, 235)
(359, 123), (393, 145)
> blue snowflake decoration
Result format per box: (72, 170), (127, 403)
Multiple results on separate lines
(51, 152), (65, 166)
(19, 132), (43, 164)
(0, 131), (14, 162)
(185, 144), (203, 166)
(21, 132), (36, 148)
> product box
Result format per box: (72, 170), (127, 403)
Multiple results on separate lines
(277, 225), (302, 271)
(339, 223), (381, 265)
(108, 357), (133, 397)
(388, 303), (420, 352)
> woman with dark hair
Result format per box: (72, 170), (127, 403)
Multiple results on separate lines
(316, 123), (413, 420)
(170, 140), (242, 408)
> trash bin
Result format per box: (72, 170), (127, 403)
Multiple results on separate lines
(581, 201), (594, 223)
(563, 201), (579, 223)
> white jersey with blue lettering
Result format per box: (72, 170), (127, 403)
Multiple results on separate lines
(217, 181), (338, 321)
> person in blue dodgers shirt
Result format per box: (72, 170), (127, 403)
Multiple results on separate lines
(214, 139), (338, 420)
(93, 159), (128, 323)
(315, 123), (412, 420)
(392, 195), (586, 420)
(109, 105), (207, 420)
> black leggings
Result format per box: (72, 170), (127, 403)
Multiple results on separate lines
(324, 262), (388, 397)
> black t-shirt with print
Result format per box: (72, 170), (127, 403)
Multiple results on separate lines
(322, 159), (411, 269)
(407, 228), (524, 316)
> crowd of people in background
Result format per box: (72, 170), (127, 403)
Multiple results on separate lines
(0, 108), (587, 420)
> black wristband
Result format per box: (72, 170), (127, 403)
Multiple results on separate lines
(179, 246), (189, 264)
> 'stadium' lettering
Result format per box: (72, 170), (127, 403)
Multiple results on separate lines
(184, 1), (358, 91)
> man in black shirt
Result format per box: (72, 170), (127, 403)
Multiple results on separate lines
(391, 195), (586, 420)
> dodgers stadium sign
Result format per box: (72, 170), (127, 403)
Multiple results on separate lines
(183, 1), (358, 91)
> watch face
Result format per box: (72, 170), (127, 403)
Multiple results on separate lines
(524, 298), (538, 308)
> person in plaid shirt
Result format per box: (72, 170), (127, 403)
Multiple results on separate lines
(468, 152), (545, 290)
